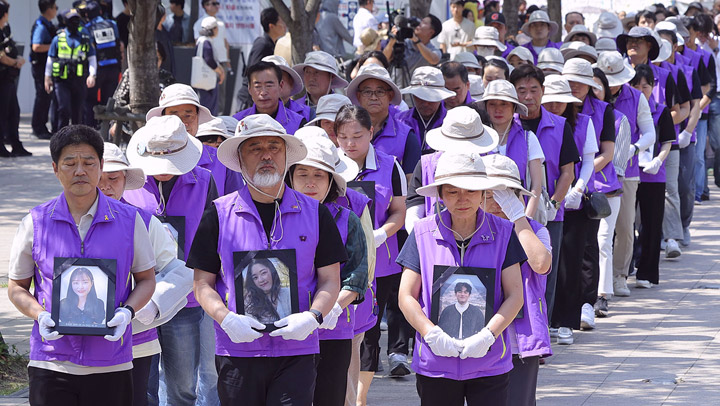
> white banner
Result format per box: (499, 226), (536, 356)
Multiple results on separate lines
(198, 0), (261, 46)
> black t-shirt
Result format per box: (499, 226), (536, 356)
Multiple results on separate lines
(358, 158), (405, 197)
(599, 104), (616, 143)
(690, 70), (703, 100)
(153, 175), (218, 211)
(664, 73), (678, 107)
(674, 70), (691, 105)
(656, 106), (676, 146)
(696, 56), (712, 87)
(406, 159), (425, 209)
(521, 114), (580, 166)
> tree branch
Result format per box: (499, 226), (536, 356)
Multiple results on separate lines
(269, 0), (292, 29)
(305, 0), (322, 14)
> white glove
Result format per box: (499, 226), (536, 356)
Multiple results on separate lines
(460, 327), (496, 359)
(563, 188), (582, 210)
(320, 302), (343, 330)
(642, 157), (663, 175)
(270, 311), (319, 341)
(37, 311), (62, 341)
(135, 300), (158, 325)
(104, 307), (132, 341)
(423, 325), (464, 357)
(373, 228), (387, 249)
(220, 312), (265, 343)
(628, 144), (637, 159)
(492, 189), (525, 222)
(678, 130), (692, 149)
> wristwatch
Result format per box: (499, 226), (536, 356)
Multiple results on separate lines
(550, 199), (560, 210)
(309, 309), (323, 325)
(413, 39), (421, 44)
(123, 304), (136, 319)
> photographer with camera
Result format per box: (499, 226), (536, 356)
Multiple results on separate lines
(382, 14), (442, 88)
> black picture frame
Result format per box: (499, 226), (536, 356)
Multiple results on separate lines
(233, 249), (300, 332)
(51, 257), (117, 336)
(347, 180), (376, 224)
(429, 265), (496, 340)
(156, 215), (186, 260)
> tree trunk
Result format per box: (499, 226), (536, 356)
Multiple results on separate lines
(547, 0), (562, 43)
(409, 0), (432, 18)
(503, 0), (520, 39)
(269, 0), (322, 64)
(127, 0), (160, 116)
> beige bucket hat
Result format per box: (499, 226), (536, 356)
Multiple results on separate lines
(219, 116), (239, 138)
(561, 41), (599, 63)
(468, 74), (485, 99)
(102, 142), (146, 190)
(425, 106), (499, 154)
(541, 75), (583, 104)
(416, 152), (504, 198)
(263, 55), (304, 97)
(564, 24), (597, 46)
(197, 117), (232, 139)
(507, 46), (534, 64)
(292, 51), (349, 90)
(595, 38), (618, 53)
(593, 11), (624, 39)
(521, 10), (559, 37)
(562, 58), (602, 90)
(471, 26), (507, 51)
(127, 115), (203, 176)
(479, 79), (529, 116)
(292, 126), (359, 197)
(453, 51), (483, 70)
(347, 64), (402, 105)
(537, 47), (565, 74)
(306, 94), (353, 125)
(401, 67), (456, 102)
(483, 154), (534, 197)
(145, 83), (213, 124)
(595, 51), (636, 87)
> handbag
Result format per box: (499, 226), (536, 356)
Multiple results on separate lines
(191, 38), (217, 91)
(524, 130), (557, 226)
(585, 192), (612, 219)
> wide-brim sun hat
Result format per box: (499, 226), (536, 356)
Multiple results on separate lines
(425, 106), (499, 154)
(479, 79), (529, 116)
(292, 126), (359, 196)
(453, 52), (483, 70)
(595, 37), (618, 53)
(146, 83), (213, 124)
(292, 51), (349, 90)
(263, 55), (304, 97)
(520, 10), (559, 37)
(653, 38), (673, 63)
(127, 115), (203, 176)
(562, 58), (602, 90)
(564, 24), (597, 46)
(507, 46), (534, 64)
(306, 94), (353, 125)
(537, 47), (565, 73)
(416, 152), (505, 198)
(347, 64), (402, 105)
(541, 75), (583, 104)
(594, 11), (624, 39)
(665, 16), (690, 39)
(561, 41), (598, 63)
(594, 51), (636, 87)
(102, 142), (146, 190)
(617, 26), (660, 61)
(219, 116), (239, 138)
(483, 154), (534, 197)
(197, 117), (231, 139)
(471, 26), (507, 51)
(401, 66), (456, 103)
(217, 114), (307, 174)
(468, 74), (485, 99)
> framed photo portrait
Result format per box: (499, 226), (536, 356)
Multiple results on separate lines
(346, 180), (376, 224)
(156, 215), (185, 260)
(430, 266), (496, 340)
(51, 258), (116, 336)
(233, 249), (300, 332)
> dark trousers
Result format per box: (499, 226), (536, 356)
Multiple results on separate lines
(678, 144), (696, 229)
(31, 61), (52, 135)
(0, 78), (20, 149)
(28, 366), (133, 406)
(636, 182), (666, 284)
(544, 220), (563, 323)
(581, 218), (601, 305)
(131, 355), (154, 406)
(55, 76), (87, 130)
(197, 86), (219, 116)
(507, 355), (539, 406)
(84, 65), (120, 126)
(314, 339), (352, 406)
(415, 372), (510, 406)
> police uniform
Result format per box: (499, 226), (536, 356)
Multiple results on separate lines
(83, 14), (120, 126)
(30, 15), (57, 137)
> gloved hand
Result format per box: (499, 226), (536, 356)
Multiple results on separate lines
(423, 325), (464, 357)
(492, 189), (525, 222)
(564, 188), (582, 210)
(135, 300), (158, 325)
(373, 228), (387, 249)
(628, 144), (638, 159)
(270, 311), (319, 341)
(643, 157), (663, 175)
(460, 327), (496, 359)
(104, 307), (132, 342)
(37, 311), (62, 341)
(220, 312), (265, 343)
(678, 130), (692, 149)
(320, 302), (343, 330)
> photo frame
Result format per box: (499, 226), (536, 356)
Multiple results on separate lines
(347, 180), (376, 224)
(233, 249), (300, 332)
(430, 266), (496, 340)
(156, 215), (186, 260)
(51, 258), (116, 336)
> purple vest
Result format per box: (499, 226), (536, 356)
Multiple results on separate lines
(337, 187), (372, 220)
(286, 98), (312, 121)
(649, 63), (671, 107)
(412, 210), (513, 380)
(396, 105), (447, 153)
(527, 107), (567, 221)
(233, 100), (304, 135)
(511, 219), (552, 358)
(613, 84), (643, 178)
(501, 42), (515, 59)
(498, 119), (529, 186)
(371, 114), (412, 170)
(420, 151), (443, 217)
(673, 55), (699, 143)
(582, 98), (621, 194)
(29, 191), (135, 367)
(640, 98), (669, 183)
(198, 144), (227, 196)
(213, 186), (322, 357)
(660, 61), (683, 137)
(522, 40), (562, 64)
(685, 46), (711, 114)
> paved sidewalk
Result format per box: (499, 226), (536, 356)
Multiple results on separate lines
(1, 118), (719, 404)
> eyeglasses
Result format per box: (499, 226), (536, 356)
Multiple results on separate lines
(209, 2), (220, 6)
(359, 88), (390, 98)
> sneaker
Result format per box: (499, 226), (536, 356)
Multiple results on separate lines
(636, 279), (653, 289)
(549, 327), (559, 338)
(701, 193), (710, 201)
(557, 327), (573, 345)
(594, 296), (609, 318)
(695, 200), (703, 205)
(388, 353), (411, 377)
(580, 303), (595, 330)
(614, 276), (631, 297)
(380, 320), (388, 331)
(665, 239), (681, 259)
(681, 228), (691, 247)
(660, 239), (667, 250)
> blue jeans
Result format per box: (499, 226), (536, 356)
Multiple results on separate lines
(695, 119), (708, 200)
(197, 309), (220, 406)
(707, 96), (720, 189)
(157, 306), (203, 406)
(678, 144), (696, 229)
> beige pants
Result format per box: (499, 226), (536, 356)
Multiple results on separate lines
(345, 332), (365, 406)
(613, 178), (639, 278)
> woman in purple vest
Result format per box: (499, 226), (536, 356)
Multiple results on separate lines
(306, 93), (354, 147)
(396, 151), (525, 406)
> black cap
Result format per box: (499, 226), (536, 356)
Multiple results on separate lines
(687, 1), (703, 11)
(485, 12), (506, 26)
(450, 0), (465, 5)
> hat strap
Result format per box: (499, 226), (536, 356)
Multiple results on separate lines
(488, 173), (522, 184)
(441, 129), (488, 141)
(144, 138), (189, 156)
(435, 171), (488, 180)
(305, 157), (336, 172)
(410, 82), (448, 89)
(603, 67), (629, 76)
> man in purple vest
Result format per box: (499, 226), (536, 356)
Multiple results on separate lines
(520, 10), (562, 64)
(441, 61), (474, 109)
(8, 125), (156, 406)
(262, 55), (312, 121)
(233, 61), (307, 134)
(292, 51), (349, 119)
(189, 114), (346, 404)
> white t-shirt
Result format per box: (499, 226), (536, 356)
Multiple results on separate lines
(493, 130), (546, 163)
(353, 7), (379, 48)
(437, 18), (475, 58)
(193, 16), (229, 63)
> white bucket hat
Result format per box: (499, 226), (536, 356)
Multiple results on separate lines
(401, 66), (456, 103)
(416, 152), (504, 198)
(219, 116), (239, 138)
(537, 48), (565, 73)
(217, 114), (307, 173)
(561, 41), (598, 63)
(292, 127), (359, 197)
(653, 38), (673, 63)
(263, 55), (304, 97)
(471, 26), (507, 51)
(665, 16), (690, 40)
(201, 16), (218, 31)
(307, 94), (353, 125)
(453, 52), (483, 70)
(541, 75), (583, 104)
(521, 10), (559, 37)
(507, 46), (534, 64)
(595, 38), (618, 53)
(595, 51), (636, 87)
(347, 64), (402, 105)
(656, 21), (684, 46)
(483, 154), (534, 197)
(197, 117), (231, 139)
(292, 51), (349, 90)
(468, 74), (485, 99)
(593, 11), (624, 39)
(425, 106), (499, 154)
(479, 79), (529, 116)
(127, 115), (203, 176)
(146, 83), (213, 124)
(562, 59), (602, 90)
(564, 24), (597, 46)
(102, 142), (146, 190)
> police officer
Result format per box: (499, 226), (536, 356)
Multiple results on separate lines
(30, 0), (58, 139)
(44, 8), (97, 130)
(82, 1), (120, 126)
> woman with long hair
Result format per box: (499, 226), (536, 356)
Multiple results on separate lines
(243, 259), (291, 324)
(60, 267), (105, 326)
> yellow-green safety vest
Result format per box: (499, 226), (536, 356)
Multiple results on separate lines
(51, 30), (90, 79)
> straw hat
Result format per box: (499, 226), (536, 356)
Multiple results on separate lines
(561, 41), (598, 63)
(541, 75), (583, 104)
(217, 114), (307, 173)
(146, 84), (213, 124)
(400, 67), (456, 103)
(416, 152), (504, 198)
(306, 94), (353, 125)
(197, 117), (231, 139)
(468, 74), (485, 99)
(425, 106), (499, 154)
(479, 79), (529, 116)
(453, 52), (483, 70)
(595, 38), (618, 53)
(537, 48), (565, 74)
(262, 55), (304, 97)
(521, 11), (559, 37)
(563, 24), (597, 46)
(653, 38), (673, 63)
(593, 11), (624, 39)
(562, 59), (602, 90)
(102, 142), (146, 190)
(219, 116), (239, 138)
(594, 51), (636, 87)
(292, 51), (349, 90)
(617, 26), (660, 61)
(127, 116), (203, 176)
(507, 46), (534, 64)
(292, 127), (359, 197)
(471, 26), (507, 51)
(347, 64), (402, 105)
(483, 154), (534, 196)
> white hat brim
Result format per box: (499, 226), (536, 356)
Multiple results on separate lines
(126, 133), (203, 176)
(564, 31), (597, 45)
(538, 62), (565, 73)
(595, 27), (624, 39)
(416, 175), (505, 197)
(521, 20), (559, 37)
(562, 49), (598, 63)
(306, 112), (336, 126)
(541, 93), (583, 104)
(401, 86), (456, 102)
(479, 94), (530, 116)
(488, 179), (535, 197)
(146, 99), (213, 125)
(102, 163), (146, 190)
(563, 74), (602, 90)
(279, 65), (305, 97)
(293, 154), (358, 197)
(217, 134), (308, 174)
(425, 124), (500, 154)
(347, 73), (402, 105)
(653, 42), (672, 63)
(472, 39), (507, 52)
(602, 66), (636, 87)
(293, 63), (349, 90)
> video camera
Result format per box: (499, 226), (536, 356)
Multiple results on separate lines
(388, 6), (420, 42)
